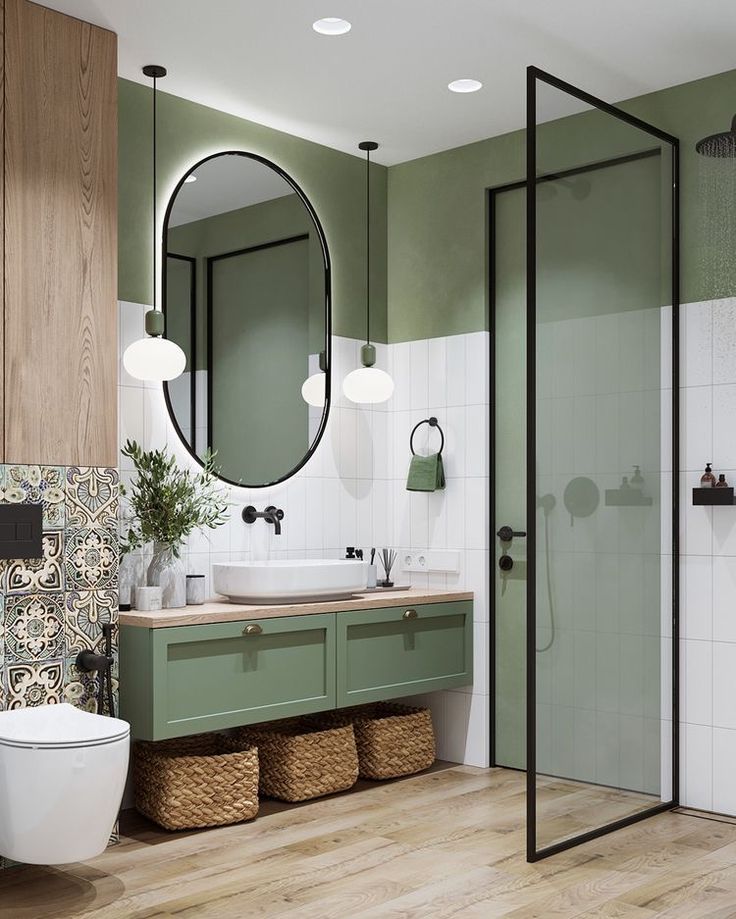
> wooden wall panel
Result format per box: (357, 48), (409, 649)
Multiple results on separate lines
(0, 1), (5, 464)
(4, 0), (117, 467)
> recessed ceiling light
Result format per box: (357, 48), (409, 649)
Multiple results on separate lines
(312, 17), (351, 35)
(184, 175), (197, 183)
(448, 78), (483, 94)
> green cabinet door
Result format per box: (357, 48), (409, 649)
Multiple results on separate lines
(121, 613), (335, 740)
(335, 601), (473, 707)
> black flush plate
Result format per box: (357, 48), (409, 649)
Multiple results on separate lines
(0, 503), (43, 559)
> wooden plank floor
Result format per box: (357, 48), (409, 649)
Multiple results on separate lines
(2, 766), (736, 918)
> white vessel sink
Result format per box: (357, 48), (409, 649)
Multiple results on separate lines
(212, 559), (367, 604)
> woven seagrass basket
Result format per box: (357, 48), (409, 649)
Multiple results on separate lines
(311, 702), (435, 780)
(133, 733), (259, 831)
(232, 718), (358, 802)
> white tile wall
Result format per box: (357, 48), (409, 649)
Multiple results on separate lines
(119, 301), (490, 768)
(120, 295), (736, 809)
(680, 296), (736, 815)
(119, 295), (736, 805)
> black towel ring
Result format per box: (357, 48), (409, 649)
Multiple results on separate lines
(410, 417), (445, 456)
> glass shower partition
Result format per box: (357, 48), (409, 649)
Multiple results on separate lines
(526, 67), (679, 860)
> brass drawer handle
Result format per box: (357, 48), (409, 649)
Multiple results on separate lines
(403, 609), (418, 620)
(242, 623), (263, 636)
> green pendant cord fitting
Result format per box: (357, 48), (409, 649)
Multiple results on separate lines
(144, 309), (165, 337)
(318, 349), (328, 372)
(361, 343), (376, 367)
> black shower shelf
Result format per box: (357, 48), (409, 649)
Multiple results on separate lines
(605, 490), (653, 507)
(693, 487), (736, 506)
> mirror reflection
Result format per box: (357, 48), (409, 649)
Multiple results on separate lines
(164, 152), (330, 486)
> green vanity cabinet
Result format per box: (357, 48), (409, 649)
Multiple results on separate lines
(335, 600), (473, 707)
(120, 597), (473, 741)
(120, 613), (336, 740)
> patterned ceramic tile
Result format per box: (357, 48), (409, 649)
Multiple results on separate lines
(5, 593), (65, 663)
(64, 589), (117, 656)
(64, 527), (118, 590)
(3, 465), (65, 529)
(0, 465), (120, 868)
(66, 467), (119, 528)
(63, 655), (119, 714)
(5, 659), (63, 708)
(0, 594), (5, 667)
(4, 531), (63, 594)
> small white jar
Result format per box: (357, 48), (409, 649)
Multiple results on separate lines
(135, 586), (162, 611)
(186, 574), (206, 605)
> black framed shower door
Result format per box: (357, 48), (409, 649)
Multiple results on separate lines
(524, 66), (679, 861)
(489, 65), (679, 863)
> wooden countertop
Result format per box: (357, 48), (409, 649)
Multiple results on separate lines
(119, 588), (473, 629)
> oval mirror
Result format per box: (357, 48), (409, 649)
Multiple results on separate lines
(163, 151), (331, 487)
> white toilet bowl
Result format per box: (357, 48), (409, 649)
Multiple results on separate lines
(0, 703), (130, 865)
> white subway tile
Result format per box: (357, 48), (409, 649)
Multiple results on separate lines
(714, 642), (736, 730)
(682, 386), (713, 473)
(428, 337), (448, 409)
(681, 722), (713, 811)
(681, 639), (712, 726)
(713, 556), (736, 642)
(682, 300), (713, 388)
(682, 555), (713, 641)
(465, 332), (489, 405)
(446, 335), (466, 407)
(465, 478), (488, 550)
(713, 298), (736, 386)
(713, 385), (736, 469)
(409, 340), (429, 411)
(713, 728), (736, 815)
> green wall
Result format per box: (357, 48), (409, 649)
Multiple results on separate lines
(120, 67), (736, 346)
(387, 67), (736, 342)
(118, 78), (387, 343)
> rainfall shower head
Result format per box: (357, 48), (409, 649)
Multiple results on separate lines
(696, 114), (736, 157)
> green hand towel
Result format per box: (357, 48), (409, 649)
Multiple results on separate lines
(407, 452), (445, 492)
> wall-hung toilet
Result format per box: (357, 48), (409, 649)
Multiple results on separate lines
(0, 703), (130, 865)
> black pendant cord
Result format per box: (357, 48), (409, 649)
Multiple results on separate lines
(358, 141), (378, 352)
(152, 71), (157, 312)
(365, 145), (370, 346)
(142, 65), (167, 329)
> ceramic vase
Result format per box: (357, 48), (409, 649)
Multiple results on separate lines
(147, 542), (186, 609)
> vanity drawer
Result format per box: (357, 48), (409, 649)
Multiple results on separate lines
(121, 614), (335, 740)
(335, 601), (473, 707)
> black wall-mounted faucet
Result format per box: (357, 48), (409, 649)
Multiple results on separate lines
(242, 505), (285, 536)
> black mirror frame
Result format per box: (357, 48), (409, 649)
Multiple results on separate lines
(161, 150), (332, 489)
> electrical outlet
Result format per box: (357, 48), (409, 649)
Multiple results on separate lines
(401, 550), (460, 573)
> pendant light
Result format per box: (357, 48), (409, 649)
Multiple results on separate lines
(301, 349), (327, 407)
(342, 141), (394, 404)
(123, 65), (186, 383)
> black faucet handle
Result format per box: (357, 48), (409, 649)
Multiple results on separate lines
(497, 526), (527, 542)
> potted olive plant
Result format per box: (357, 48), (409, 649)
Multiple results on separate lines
(120, 440), (229, 608)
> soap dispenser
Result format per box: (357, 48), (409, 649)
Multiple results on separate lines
(631, 465), (644, 491)
(701, 463), (717, 488)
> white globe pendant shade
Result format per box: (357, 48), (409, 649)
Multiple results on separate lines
(343, 366), (394, 404)
(301, 371), (326, 407)
(123, 335), (186, 382)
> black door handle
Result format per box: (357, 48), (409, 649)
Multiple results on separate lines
(497, 526), (527, 542)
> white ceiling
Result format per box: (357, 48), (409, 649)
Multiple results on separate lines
(169, 155), (294, 226)
(40, 0), (736, 165)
